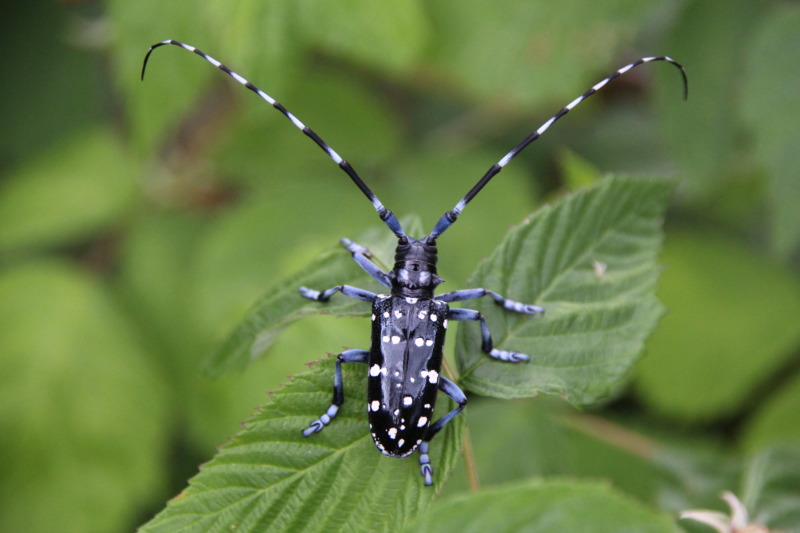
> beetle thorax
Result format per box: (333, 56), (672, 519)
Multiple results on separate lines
(389, 237), (443, 298)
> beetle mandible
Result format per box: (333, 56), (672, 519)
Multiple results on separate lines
(142, 41), (687, 485)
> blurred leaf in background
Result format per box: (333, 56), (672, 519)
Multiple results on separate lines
(1, 0), (798, 531)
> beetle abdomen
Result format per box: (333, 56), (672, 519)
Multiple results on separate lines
(367, 295), (449, 457)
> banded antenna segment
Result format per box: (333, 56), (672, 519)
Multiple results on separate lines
(428, 56), (688, 239)
(141, 39), (405, 237)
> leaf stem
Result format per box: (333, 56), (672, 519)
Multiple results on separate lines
(461, 424), (480, 492)
(561, 412), (655, 459)
(442, 357), (480, 491)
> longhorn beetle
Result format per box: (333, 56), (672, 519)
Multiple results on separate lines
(142, 41), (687, 486)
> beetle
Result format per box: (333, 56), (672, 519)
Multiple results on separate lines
(142, 40), (687, 485)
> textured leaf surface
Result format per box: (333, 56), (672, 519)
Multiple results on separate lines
(403, 480), (676, 533)
(139, 355), (462, 533)
(456, 176), (672, 405)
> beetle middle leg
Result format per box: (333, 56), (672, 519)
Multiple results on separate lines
(447, 307), (531, 362)
(303, 349), (369, 437)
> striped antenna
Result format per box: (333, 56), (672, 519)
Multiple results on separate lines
(141, 40), (405, 237)
(428, 56), (688, 239)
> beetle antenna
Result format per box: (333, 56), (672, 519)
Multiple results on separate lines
(428, 56), (688, 239)
(142, 40), (405, 237)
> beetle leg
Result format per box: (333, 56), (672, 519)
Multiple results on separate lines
(340, 238), (392, 288)
(447, 307), (531, 362)
(299, 284), (376, 303)
(436, 288), (544, 316)
(303, 349), (369, 437)
(419, 376), (468, 486)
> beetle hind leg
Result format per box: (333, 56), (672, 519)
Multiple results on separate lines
(302, 349), (369, 437)
(418, 376), (468, 486)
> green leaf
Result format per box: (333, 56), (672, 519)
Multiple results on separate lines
(741, 445), (800, 531)
(296, 0), (429, 75)
(206, 218), (422, 377)
(0, 127), (138, 252)
(139, 354), (463, 533)
(742, 370), (800, 452)
(635, 230), (800, 421)
(447, 398), (657, 498)
(457, 176), (673, 405)
(0, 260), (169, 533)
(428, 0), (657, 105)
(740, 3), (800, 256)
(655, 0), (765, 199)
(404, 479), (677, 533)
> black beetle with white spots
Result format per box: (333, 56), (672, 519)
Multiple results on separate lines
(142, 40), (687, 486)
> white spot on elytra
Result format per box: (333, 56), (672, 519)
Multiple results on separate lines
(388, 427), (398, 439)
(371, 400), (379, 411)
(430, 314), (438, 322)
(443, 319), (448, 329)
(415, 337), (424, 347)
(398, 439), (405, 448)
(428, 370), (439, 384)
(418, 310), (427, 319)
(420, 370), (428, 379)
(383, 311), (390, 318)
(369, 364), (381, 377)
(403, 395), (413, 406)
(424, 404), (431, 409)
(394, 310), (403, 318)
(391, 335), (401, 344)
(393, 409), (400, 416)
(382, 336), (390, 343)
(371, 314), (376, 321)
(425, 339), (433, 347)
(417, 416), (428, 427)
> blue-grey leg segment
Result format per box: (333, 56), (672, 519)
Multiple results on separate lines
(447, 308), (531, 362)
(299, 284), (376, 303)
(436, 288), (544, 315)
(419, 376), (468, 486)
(341, 238), (392, 288)
(303, 349), (369, 437)
(418, 441), (433, 486)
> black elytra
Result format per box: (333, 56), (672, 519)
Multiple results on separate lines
(142, 41), (688, 486)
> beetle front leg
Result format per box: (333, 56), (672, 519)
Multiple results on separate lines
(419, 376), (468, 486)
(303, 349), (369, 436)
(447, 307), (531, 363)
(340, 238), (392, 288)
(299, 284), (376, 303)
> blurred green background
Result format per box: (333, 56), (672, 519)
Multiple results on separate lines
(1, 0), (799, 531)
